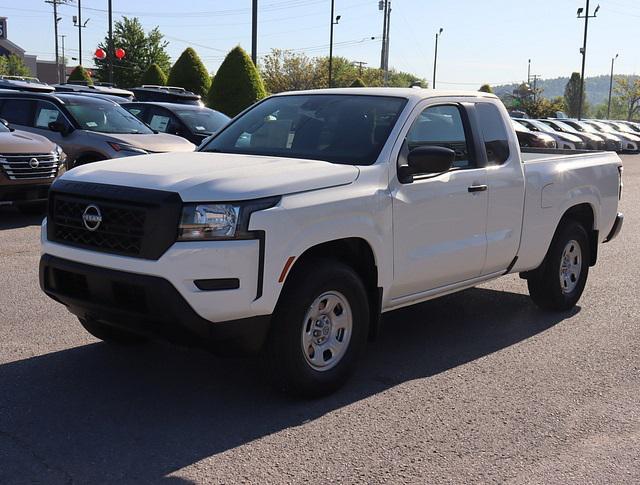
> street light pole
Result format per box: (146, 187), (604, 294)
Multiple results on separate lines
(607, 53), (619, 119)
(108, 0), (113, 84)
(577, 1), (600, 120)
(432, 27), (443, 89)
(77, 0), (82, 65)
(328, 1), (340, 88)
(527, 58), (531, 85)
(251, 0), (258, 65)
(60, 34), (66, 81)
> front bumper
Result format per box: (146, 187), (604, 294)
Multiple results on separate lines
(604, 213), (623, 243)
(39, 254), (271, 352)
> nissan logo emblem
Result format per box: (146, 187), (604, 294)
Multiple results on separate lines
(29, 158), (39, 169)
(82, 204), (102, 231)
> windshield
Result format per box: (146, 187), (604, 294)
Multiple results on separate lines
(588, 121), (615, 133)
(176, 108), (230, 135)
(611, 122), (633, 133)
(548, 120), (580, 134)
(66, 101), (153, 134)
(201, 94), (407, 165)
(511, 120), (530, 132)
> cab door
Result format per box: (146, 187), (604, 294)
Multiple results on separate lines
(389, 102), (489, 301)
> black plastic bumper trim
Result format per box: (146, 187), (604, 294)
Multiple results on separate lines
(39, 254), (271, 352)
(604, 212), (623, 243)
(194, 278), (240, 291)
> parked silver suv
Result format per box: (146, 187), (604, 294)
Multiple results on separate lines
(0, 91), (195, 167)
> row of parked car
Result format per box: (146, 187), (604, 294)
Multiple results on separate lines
(511, 115), (640, 153)
(0, 76), (232, 212)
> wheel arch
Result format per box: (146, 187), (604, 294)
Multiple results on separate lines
(557, 202), (598, 266)
(280, 237), (383, 341)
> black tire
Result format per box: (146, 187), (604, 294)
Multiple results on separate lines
(264, 259), (370, 397)
(78, 317), (148, 345)
(527, 221), (590, 311)
(16, 201), (47, 215)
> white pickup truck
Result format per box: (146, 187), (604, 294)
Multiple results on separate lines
(39, 88), (623, 396)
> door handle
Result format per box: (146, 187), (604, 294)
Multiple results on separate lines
(468, 184), (488, 193)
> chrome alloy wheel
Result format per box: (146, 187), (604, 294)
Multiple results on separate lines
(301, 291), (353, 372)
(559, 239), (582, 294)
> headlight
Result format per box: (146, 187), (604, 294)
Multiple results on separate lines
(178, 197), (280, 241)
(54, 145), (67, 163)
(107, 142), (148, 154)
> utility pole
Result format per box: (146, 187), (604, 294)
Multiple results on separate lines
(577, 1), (600, 120)
(251, 0), (257, 65)
(530, 74), (540, 102)
(527, 58), (531, 85)
(77, 0), (82, 65)
(328, 1), (340, 87)
(607, 53), (619, 119)
(108, 0), (113, 84)
(45, 0), (63, 83)
(432, 27), (443, 89)
(383, 1), (391, 85)
(353, 61), (367, 77)
(379, 0), (387, 72)
(60, 34), (66, 82)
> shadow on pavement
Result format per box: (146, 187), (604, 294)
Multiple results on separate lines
(0, 287), (578, 483)
(0, 205), (45, 230)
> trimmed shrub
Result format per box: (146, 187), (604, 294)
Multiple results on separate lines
(167, 48), (211, 96)
(350, 78), (366, 87)
(67, 65), (93, 84)
(479, 84), (493, 93)
(208, 46), (267, 117)
(141, 63), (167, 86)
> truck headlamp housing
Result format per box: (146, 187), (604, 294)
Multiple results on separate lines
(178, 197), (280, 241)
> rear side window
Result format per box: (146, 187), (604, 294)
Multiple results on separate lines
(34, 101), (66, 129)
(406, 104), (473, 169)
(0, 99), (35, 126)
(476, 103), (510, 165)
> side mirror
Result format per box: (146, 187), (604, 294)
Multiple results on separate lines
(0, 118), (14, 132)
(48, 121), (72, 136)
(399, 145), (455, 182)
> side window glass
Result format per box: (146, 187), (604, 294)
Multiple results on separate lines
(0, 99), (35, 126)
(149, 113), (171, 132)
(126, 107), (145, 120)
(34, 102), (65, 129)
(406, 105), (472, 169)
(476, 103), (510, 165)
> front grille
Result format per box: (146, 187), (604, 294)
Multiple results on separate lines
(0, 153), (59, 180)
(48, 180), (183, 260)
(53, 196), (146, 256)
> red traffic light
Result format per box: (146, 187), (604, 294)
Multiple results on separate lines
(115, 48), (125, 60)
(94, 48), (106, 60)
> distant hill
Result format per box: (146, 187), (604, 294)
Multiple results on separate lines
(493, 75), (639, 106)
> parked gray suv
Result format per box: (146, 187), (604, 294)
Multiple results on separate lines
(0, 91), (195, 167)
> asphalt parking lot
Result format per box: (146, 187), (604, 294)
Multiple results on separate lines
(1, 156), (638, 484)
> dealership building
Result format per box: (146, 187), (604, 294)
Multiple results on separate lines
(0, 17), (64, 83)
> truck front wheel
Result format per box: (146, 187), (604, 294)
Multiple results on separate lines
(264, 259), (369, 397)
(78, 317), (148, 345)
(527, 221), (590, 311)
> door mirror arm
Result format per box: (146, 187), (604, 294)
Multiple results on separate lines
(48, 121), (74, 137)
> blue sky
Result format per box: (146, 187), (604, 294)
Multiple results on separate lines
(2, 0), (639, 88)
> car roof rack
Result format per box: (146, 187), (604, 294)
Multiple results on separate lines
(130, 85), (202, 105)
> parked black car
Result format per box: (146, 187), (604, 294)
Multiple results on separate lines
(129, 85), (202, 105)
(0, 76), (54, 93)
(123, 102), (230, 145)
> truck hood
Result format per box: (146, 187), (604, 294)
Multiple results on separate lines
(61, 152), (360, 201)
(0, 130), (56, 154)
(89, 132), (196, 153)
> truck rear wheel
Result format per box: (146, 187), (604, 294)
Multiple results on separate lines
(78, 317), (148, 345)
(527, 221), (590, 311)
(264, 259), (369, 397)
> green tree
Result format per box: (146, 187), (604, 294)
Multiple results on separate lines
(520, 95), (566, 118)
(261, 49), (317, 93)
(67, 65), (93, 84)
(350, 78), (366, 87)
(564, 72), (586, 118)
(140, 63), (167, 86)
(0, 54), (31, 77)
(208, 46), (266, 117)
(479, 84), (493, 93)
(93, 17), (171, 88)
(167, 47), (211, 97)
(613, 76), (640, 121)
